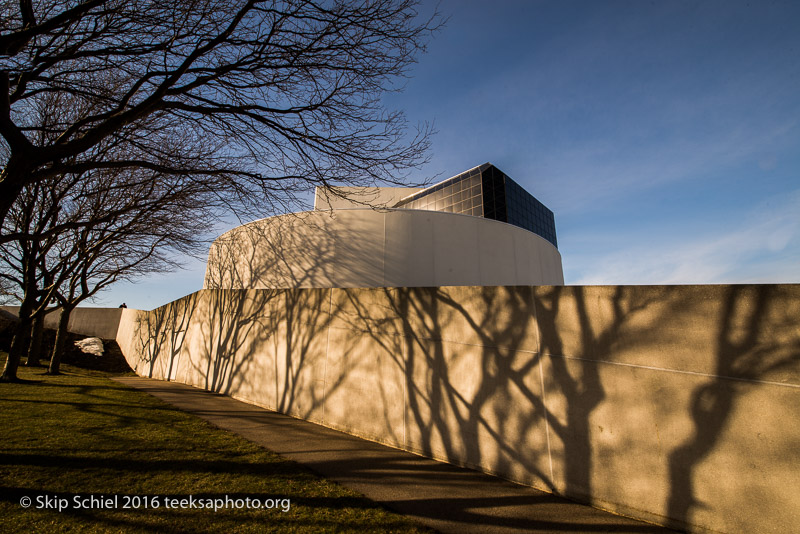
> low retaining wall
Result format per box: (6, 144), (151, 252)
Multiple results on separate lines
(116, 285), (800, 533)
(1, 306), (124, 340)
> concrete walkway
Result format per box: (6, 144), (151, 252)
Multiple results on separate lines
(113, 376), (674, 534)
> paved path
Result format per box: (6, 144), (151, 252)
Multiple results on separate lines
(113, 376), (674, 534)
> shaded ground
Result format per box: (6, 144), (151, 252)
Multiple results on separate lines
(117, 376), (678, 534)
(0, 360), (431, 533)
(0, 315), (132, 374)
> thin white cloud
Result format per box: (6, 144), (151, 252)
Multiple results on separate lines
(539, 115), (799, 215)
(567, 190), (800, 285)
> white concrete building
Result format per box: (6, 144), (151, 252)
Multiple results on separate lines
(204, 163), (564, 289)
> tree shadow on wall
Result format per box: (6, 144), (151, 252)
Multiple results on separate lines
(204, 212), (340, 291)
(338, 287), (636, 495)
(397, 286), (546, 482)
(337, 285), (654, 496)
(273, 287), (337, 418)
(133, 292), (199, 381)
(666, 285), (800, 529)
(338, 284), (674, 532)
(165, 214), (350, 419)
(336, 287), (412, 447)
(534, 285), (661, 501)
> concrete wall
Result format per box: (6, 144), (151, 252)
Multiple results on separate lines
(1, 306), (123, 339)
(116, 284), (800, 533)
(204, 209), (564, 289)
(313, 186), (422, 210)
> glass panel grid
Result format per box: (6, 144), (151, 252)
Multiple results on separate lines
(393, 165), (557, 248)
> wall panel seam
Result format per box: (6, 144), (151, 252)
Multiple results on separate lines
(544, 353), (800, 389)
(531, 286), (555, 485)
(322, 288), (334, 423)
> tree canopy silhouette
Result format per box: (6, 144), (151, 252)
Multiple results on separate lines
(0, 0), (438, 232)
(0, 156), (221, 380)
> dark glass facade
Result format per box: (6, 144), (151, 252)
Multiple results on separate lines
(393, 163), (558, 248)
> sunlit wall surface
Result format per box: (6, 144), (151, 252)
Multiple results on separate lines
(204, 209), (564, 290)
(119, 284), (800, 534)
(393, 163), (557, 248)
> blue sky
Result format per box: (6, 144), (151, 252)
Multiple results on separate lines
(98, 0), (800, 310)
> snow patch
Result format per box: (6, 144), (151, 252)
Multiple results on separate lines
(75, 337), (104, 357)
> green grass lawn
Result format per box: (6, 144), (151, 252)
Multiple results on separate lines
(0, 354), (430, 533)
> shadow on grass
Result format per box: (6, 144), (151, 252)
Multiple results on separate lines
(0, 452), (308, 477)
(0, 376), (43, 384)
(0, 488), (417, 534)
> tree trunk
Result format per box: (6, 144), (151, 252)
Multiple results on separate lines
(1, 304), (34, 382)
(0, 157), (30, 233)
(25, 314), (46, 366)
(48, 305), (74, 375)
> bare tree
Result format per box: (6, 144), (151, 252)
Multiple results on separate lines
(0, 158), (221, 381)
(52, 173), (219, 374)
(0, 177), (71, 380)
(0, 0), (438, 231)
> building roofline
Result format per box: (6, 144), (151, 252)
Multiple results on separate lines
(394, 162), (493, 205)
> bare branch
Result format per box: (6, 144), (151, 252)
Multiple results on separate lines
(0, 0), (441, 225)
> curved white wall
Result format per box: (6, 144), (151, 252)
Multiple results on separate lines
(204, 208), (564, 289)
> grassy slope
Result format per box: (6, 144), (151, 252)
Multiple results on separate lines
(0, 355), (430, 533)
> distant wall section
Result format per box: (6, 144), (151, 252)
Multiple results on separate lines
(117, 284), (800, 534)
(1, 306), (123, 339)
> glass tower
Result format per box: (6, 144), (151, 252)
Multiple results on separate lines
(393, 163), (557, 248)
